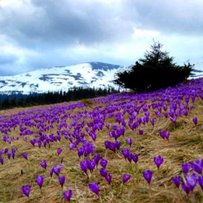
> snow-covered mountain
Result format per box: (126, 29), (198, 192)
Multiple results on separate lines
(0, 62), (125, 94)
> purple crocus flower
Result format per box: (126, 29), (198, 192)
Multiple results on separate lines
(122, 173), (131, 184)
(93, 154), (102, 165)
(53, 164), (62, 176)
(153, 155), (164, 169)
(127, 153), (132, 162)
(104, 141), (116, 152)
(198, 175), (203, 190)
(83, 142), (95, 157)
(100, 159), (108, 168)
(40, 160), (47, 169)
(182, 163), (190, 174)
(11, 148), (16, 159)
(58, 175), (66, 187)
(50, 167), (54, 177)
(105, 173), (112, 184)
(126, 138), (133, 146)
(36, 175), (44, 189)
(131, 153), (138, 164)
(143, 170), (153, 184)
(181, 182), (191, 194)
(185, 173), (197, 191)
(4, 148), (8, 154)
(89, 182), (100, 196)
(21, 185), (31, 197)
(63, 189), (73, 202)
(69, 142), (76, 150)
(89, 131), (97, 141)
(30, 139), (36, 146)
(7, 152), (11, 159)
(192, 117), (198, 125)
(164, 131), (170, 140)
(159, 131), (166, 139)
(80, 160), (88, 174)
(122, 148), (130, 160)
(170, 115), (177, 123)
(0, 157), (4, 165)
(115, 141), (121, 150)
(57, 148), (63, 155)
(87, 159), (96, 172)
(159, 131), (170, 140)
(191, 162), (202, 174)
(171, 176), (181, 188)
(150, 118), (155, 126)
(139, 129), (144, 135)
(99, 168), (108, 177)
(77, 147), (84, 157)
(37, 141), (42, 148)
(22, 152), (28, 160)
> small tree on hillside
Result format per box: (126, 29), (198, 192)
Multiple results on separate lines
(114, 42), (194, 92)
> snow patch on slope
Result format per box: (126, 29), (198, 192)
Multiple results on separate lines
(0, 62), (125, 94)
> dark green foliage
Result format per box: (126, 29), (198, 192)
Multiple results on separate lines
(114, 42), (195, 92)
(0, 87), (118, 110)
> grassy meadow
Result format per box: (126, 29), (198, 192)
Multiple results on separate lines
(0, 79), (203, 203)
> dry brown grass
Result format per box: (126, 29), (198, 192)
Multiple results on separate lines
(0, 98), (203, 203)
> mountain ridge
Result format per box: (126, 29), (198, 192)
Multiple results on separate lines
(0, 62), (124, 95)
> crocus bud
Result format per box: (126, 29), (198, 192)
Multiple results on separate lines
(36, 175), (44, 189)
(192, 117), (198, 125)
(153, 155), (164, 169)
(58, 175), (66, 187)
(89, 182), (100, 196)
(63, 189), (73, 202)
(143, 170), (153, 184)
(21, 185), (31, 197)
(122, 173), (131, 184)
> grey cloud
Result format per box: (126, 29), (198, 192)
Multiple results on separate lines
(0, 0), (134, 49)
(1, 0), (203, 48)
(128, 0), (203, 35)
(0, 0), (203, 76)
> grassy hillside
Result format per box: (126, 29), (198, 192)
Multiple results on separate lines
(0, 78), (203, 203)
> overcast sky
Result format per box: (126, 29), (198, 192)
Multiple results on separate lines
(0, 0), (203, 75)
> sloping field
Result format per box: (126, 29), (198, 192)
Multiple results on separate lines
(0, 78), (203, 203)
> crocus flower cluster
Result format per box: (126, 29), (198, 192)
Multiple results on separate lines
(171, 159), (203, 194)
(0, 78), (202, 201)
(50, 164), (62, 177)
(121, 148), (139, 164)
(99, 167), (112, 184)
(104, 140), (119, 152)
(85, 159), (97, 171)
(159, 131), (170, 140)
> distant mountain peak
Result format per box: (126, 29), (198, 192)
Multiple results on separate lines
(0, 62), (124, 95)
(89, 62), (121, 70)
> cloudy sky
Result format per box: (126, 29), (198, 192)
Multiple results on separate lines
(0, 0), (203, 75)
